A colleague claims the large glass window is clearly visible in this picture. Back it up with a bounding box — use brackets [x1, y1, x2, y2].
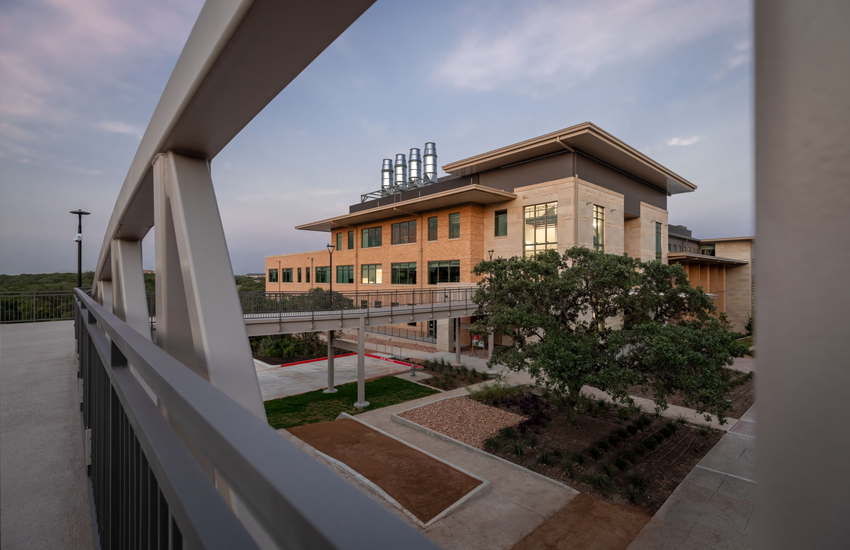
[362, 226, 382, 248]
[297, 267, 302, 283]
[336, 265, 354, 284]
[315, 267, 330, 284]
[428, 260, 460, 285]
[593, 205, 604, 253]
[281, 268, 293, 283]
[336, 232, 342, 252]
[655, 223, 662, 261]
[523, 202, 558, 257]
[428, 217, 438, 241]
[268, 268, 278, 283]
[391, 262, 417, 285]
[449, 213, 460, 239]
[347, 230, 354, 250]
[361, 264, 382, 284]
[495, 210, 508, 237]
[391, 220, 417, 245]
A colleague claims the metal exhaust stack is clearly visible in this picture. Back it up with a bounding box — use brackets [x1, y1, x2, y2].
[394, 153, 407, 186]
[381, 159, 393, 189]
[408, 148, 422, 181]
[424, 142, 438, 183]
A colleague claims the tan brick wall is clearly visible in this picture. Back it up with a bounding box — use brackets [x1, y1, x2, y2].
[577, 179, 625, 255]
[637, 202, 668, 263]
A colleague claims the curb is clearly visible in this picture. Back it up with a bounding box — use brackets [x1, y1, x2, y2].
[332, 412, 491, 528]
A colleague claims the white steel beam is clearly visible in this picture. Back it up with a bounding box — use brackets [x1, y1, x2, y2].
[153, 151, 264, 420]
[93, 0, 376, 288]
[110, 239, 150, 340]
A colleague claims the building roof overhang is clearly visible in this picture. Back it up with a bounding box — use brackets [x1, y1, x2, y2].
[668, 253, 748, 266]
[295, 184, 517, 232]
[442, 122, 697, 196]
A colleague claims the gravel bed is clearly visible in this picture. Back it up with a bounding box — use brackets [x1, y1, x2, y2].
[398, 396, 526, 448]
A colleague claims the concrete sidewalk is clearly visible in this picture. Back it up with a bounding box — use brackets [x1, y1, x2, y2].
[0, 321, 94, 549]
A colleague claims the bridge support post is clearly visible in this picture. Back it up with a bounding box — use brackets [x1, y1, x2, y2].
[455, 317, 461, 365]
[354, 317, 369, 409]
[324, 331, 337, 394]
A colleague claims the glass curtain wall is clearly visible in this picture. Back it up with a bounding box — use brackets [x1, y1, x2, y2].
[523, 202, 558, 257]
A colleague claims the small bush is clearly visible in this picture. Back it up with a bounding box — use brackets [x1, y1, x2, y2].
[626, 483, 642, 503]
[597, 440, 610, 451]
[527, 434, 539, 449]
[468, 381, 523, 404]
[675, 413, 688, 425]
[587, 446, 602, 460]
[624, 470, 648, 491]
[511, 440, 526, 457]
[616, 427, 629, 439]
[633, 443, 647, 457]
[499, 426, 517, 440]
[643, 437, 658, 450]
[572, 452, 585, 465]
[563, 458, 576, 478]
[551, 447, 564, 459]
[583, 473, 614, 495]
[637, 415, 651, 428]
[621, 449, 637, 463]
[615, 456, 628, 470]
[626, 424, 638, 436]
[608, 433, 622, 446]
[538, 449, 551, 465]
[484, 437, 501, 451]
[699, 425, 713, 437]
[617, 407, 632, 421]
[600, 462, 614, 477]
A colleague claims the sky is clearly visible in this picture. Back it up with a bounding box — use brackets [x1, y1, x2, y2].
[0, 0, 753, 276]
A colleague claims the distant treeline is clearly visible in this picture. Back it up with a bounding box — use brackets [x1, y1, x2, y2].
[0, 272, 265, 293]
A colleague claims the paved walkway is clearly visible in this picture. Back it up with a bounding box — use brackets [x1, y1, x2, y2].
[0, 321, 94, 549]
[627, 404, 757, 550]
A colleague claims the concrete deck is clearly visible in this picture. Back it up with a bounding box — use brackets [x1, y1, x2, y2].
[0, 321, 94, 549]
[255, 353, 414, 400]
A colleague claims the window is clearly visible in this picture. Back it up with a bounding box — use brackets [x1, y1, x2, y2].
[362, 226, 382, 248]
[428, 260, 460, 285]
[281, 268, 293, 283]
[668, 243, 672, 252]
[347, 230, 354, 250]
[449, 213, 460, 239]
[305, 267, 310, 283]
[336, 232, 342, 252]
[336, 265, 354, 284]
[523, 202, 558, 257]
[592, 205, 604, 253]
[391, 220, 417, 245]
[391, 262, 417, 285]
[315, 266, 330, 284]
[495, 210, 508, 237]
[428, 217, 438, 241]
[297, 267, 302, 283]
[655, 222, 662, 261]
[361, 264, 382, 284]
[701, 244, 715, 257]
[268, 268, 278, 283]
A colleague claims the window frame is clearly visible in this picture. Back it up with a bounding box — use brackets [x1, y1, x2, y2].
[347, 230, 354, 250]
[305, 267, 310, 283]
[336, 232, 342, 252]
[297, 267, 302, 283]
[427, 216, 438, 241]
[361, 226, 382, 248]
[315, 266, 330, 284]
[448, 213, 460, 239]
[281, 268, 293, 283]
[427, 260, 461, 285]
[391, 262, 417, 285]
[268, 268, 278, 283]
[494, 209, 508, 237]
[523, 201, 558, 257]
[336, 265, 354, 284]
[360, 264, 382, 285]
[593, 205, 605, 253]
[391, 220, 417, 245]
[655, 222, 662, 261]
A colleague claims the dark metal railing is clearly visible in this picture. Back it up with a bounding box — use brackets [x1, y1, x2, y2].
[1, 289, 89, 323]
[74, 289, 437, 550]
[366, 324, 437, 344]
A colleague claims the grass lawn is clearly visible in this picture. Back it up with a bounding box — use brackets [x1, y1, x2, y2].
[738, 335, 754, 352]
[265, 376, 439, 429]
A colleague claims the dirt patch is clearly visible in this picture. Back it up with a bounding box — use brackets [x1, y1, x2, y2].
[468, 387, 723, 514]
[287, 418, 482, 523]
[253, 348, 349, 366]
[398, 396, 526, 447]
[511, 493, 650, 550]
[408, 359, 494, 391]
[628, 370, 755, 420]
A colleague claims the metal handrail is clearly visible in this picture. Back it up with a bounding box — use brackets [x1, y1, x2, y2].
[74, 289, 437, 549]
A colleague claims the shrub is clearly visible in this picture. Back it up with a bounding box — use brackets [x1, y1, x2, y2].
[624, 470, 648, 491]
[637, 415, 651, 428]
[527, 434, 539, 449]
[621, 449, 637, 463]
[597, 440, 610, 451]
[563, 458, 576, 478]
[617, 407, 632, 421]
[616, 427, 629, 439]
[600, 462, 614, 477]
[587, 446, 602, 460]
[551, 447, 564, 459]
[608, 433, 622, 446]
[583, 473, 614, 495]
[626, 483, 642, 503]
[572, 452, 585, 465]
[626, 424, 638, 436]
[615, 457, 628, 470]
[699, 425, 713, 437]
[484, 437, 501, 451]
[499, 426, 517, 440]
[468, 381, 523, 404]
[538, 449, 551, 465]
[675, 413, 688, 425]
[643, 437, 658, 450]
[511, 440, 526, 457]
[634, 443, 647, 456]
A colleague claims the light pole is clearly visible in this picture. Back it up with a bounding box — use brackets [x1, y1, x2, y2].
[324, 243, 337, 394]
[487, 249, 494, 261]
[70, 209, 91, 289]
[326, 243, 335, 310]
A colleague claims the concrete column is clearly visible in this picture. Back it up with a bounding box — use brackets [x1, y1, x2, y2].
[354, 317, 369, 409]
[324, 331, 336, 394]
[488, 332, 494, 359]
[454, 317, 461, 365]
[756, 1, 850, 548]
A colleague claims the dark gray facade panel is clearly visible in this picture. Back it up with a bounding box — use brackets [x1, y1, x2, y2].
[350, 175, 470, 213]
[576, 155, 666, 216]
[477, 152, 574, 192]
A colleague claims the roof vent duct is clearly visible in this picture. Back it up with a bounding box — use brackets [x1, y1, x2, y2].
[394, 154, 407, 186]
[424, 142, 438, 183]
[381, 159, 394, 189]
[408, 148, 422, 181]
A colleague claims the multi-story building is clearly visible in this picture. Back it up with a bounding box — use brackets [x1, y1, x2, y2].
[667, 225, 754, 333]
[266, 122, 698, 349]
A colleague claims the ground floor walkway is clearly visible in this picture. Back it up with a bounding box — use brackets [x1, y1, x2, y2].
[0, 321, 94, 549]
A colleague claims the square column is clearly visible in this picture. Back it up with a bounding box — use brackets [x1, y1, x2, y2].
[354, 317, 369, 409]
[324, 331, 337, 394]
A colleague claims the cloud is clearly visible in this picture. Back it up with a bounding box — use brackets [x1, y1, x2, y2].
[97, 120, 142, 138]
[727, 40, 751, 69]
[431, 0, 748, 93]
[667, 136, 700, 146]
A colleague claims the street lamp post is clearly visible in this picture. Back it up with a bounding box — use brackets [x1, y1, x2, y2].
[326, 243, 335, 308]
[324, 243, 337, 394]
[70, 209, 91, 289]
[487, 249, 494, 261]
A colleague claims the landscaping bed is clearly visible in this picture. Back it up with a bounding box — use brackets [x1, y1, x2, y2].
[409, 358, 493, 390]
[467, 385, 722, 514]
[397, 396, 526, 447]
[253, 348, 349, 366]
[264, 376, 438, 429]
[627, 369, 755, 420]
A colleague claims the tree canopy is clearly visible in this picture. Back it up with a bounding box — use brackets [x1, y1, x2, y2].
[470, 248, 747, 424]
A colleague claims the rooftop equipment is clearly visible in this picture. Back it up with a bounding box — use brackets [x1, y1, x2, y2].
[361, 143, 439, 202]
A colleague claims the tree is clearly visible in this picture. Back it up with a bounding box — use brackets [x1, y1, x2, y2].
[470, 248, 747, 424]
